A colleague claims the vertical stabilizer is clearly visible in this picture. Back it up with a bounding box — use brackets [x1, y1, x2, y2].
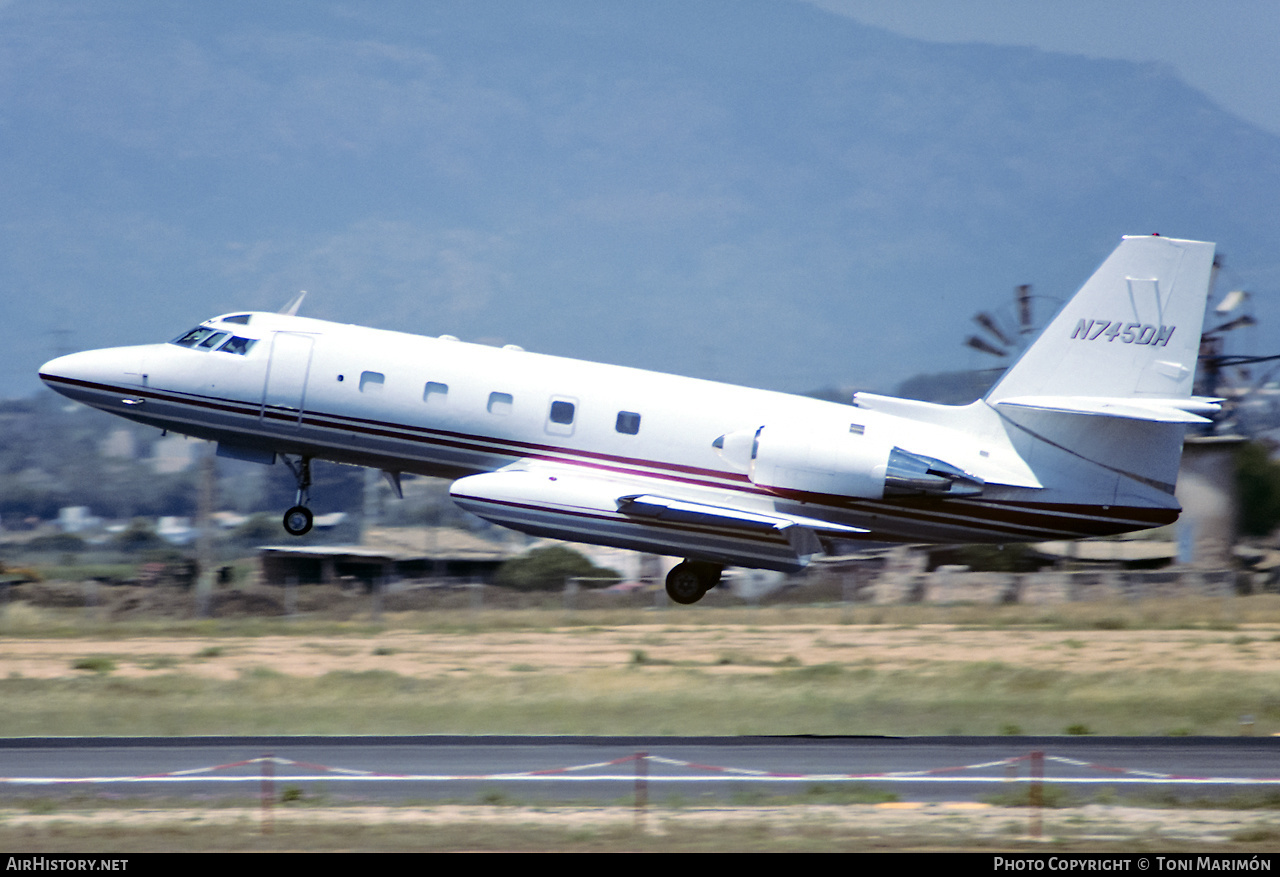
[985, 235, 1215, 404]
[983, 236, 1216, 500]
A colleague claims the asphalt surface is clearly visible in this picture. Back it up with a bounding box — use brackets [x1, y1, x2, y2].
[0, 736, 1276, 804]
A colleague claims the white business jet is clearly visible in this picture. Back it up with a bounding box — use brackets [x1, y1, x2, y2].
[40, 235, 1218, 604]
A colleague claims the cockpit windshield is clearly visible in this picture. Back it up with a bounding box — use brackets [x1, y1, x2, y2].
[220, 335, 254, 355]
[170, 326, 257, 355]
[197, 331, 228, 349]
[171, 327, 219, 347]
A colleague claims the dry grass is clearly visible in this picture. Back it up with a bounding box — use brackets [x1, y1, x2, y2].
[2, 597, 1280, 735]
[2, 803, 1279, 852]
[4, 595, 1280, 851]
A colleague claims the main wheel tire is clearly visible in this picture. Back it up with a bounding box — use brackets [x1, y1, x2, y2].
[665, 562, 707, 605]
[283, 505, 314, 536]
[695, 563, 722, 589]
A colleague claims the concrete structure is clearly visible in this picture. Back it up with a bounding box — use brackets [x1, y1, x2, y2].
[259, 526, 516, 587]
[1176, 435, 1245, 568]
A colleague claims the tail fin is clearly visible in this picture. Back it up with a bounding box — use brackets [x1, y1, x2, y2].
[985, 235, 1216, 418]
[983, 235, 1216, 502]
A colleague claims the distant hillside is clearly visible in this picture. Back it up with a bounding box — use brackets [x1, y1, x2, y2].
[3, 0, 1278, 399]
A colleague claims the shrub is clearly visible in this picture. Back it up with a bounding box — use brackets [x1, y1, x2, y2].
[113, 519, 168, 552]
[493, 545, 620, 592]
[1236, 442, 1280, 538]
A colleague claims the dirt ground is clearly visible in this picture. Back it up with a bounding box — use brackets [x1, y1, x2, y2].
[2, 802, 1277, 850]
[1, 623, 1277, 681]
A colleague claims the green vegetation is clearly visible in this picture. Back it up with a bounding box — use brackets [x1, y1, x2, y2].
[111, 519, 171, 553]
[7, 586, 1279, 634]
[69, 655, 116, 674]
[0, 596, 1279, 737]
[0, 649, 1275, 737]
[494, 545, 621, 592]
[1237, 441, 1280, 537]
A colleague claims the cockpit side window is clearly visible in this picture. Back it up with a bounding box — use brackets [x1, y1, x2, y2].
[219, 336, 256, 355]
[198, 332, 229, 349]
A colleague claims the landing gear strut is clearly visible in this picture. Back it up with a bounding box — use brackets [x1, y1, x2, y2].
[282, 455, 313, 537]
[665, 561, 722, 605]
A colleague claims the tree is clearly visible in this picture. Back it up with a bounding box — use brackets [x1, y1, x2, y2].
[494, 545, 621, 592]
[1236, 442, 1280, 538]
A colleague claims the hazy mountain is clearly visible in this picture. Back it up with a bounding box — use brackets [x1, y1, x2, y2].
[3, 0, 1278, 400]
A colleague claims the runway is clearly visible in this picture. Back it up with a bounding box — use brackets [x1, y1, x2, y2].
[1, 736, 1277, 804]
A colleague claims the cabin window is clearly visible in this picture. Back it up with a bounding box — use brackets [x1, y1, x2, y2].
[360, 371, 385, 392]
[545, 397, 577, 437]
[616, 411, 641, 435]
[549, 400, 575, 424]
[424, 381, 449, 404]
[488, 392, 513, 415]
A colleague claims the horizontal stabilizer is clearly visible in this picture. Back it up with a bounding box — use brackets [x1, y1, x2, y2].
[617, 494, 868, 535]
[994, 395, 1221, 424]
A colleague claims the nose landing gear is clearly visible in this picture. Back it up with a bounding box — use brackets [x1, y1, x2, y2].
[282, 455, 313, 536]
[283, 504, 313, 536]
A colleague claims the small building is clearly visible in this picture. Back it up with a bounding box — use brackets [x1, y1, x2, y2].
[57, 506, 100, 533]
[258, 526, 516, 587]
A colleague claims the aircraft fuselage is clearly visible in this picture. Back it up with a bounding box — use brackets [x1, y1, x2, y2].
[40, 307, 1176, 572]
[40, 236, 1217, 589]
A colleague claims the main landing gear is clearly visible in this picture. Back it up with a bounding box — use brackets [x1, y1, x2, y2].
[282, 455, 313, 536]
[665, 561, 723, 605]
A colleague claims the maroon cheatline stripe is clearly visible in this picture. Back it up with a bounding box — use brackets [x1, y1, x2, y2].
[42, 373, 1176, 539]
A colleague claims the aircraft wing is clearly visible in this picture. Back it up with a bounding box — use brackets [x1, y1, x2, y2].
[617, 492, 868, 561]
[450, 468, 866, 572]
[617, 493, 866, 534]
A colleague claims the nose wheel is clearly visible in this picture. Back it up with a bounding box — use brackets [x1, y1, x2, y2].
[281, 455, 314, 537]
[283, 505, 313, 536]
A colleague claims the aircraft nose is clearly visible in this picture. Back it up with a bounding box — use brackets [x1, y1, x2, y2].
[39, 348, 145, 403]
[41, 350, 109, 389]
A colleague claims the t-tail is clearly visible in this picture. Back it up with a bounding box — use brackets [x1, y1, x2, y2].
[984, 234, 1218, 500]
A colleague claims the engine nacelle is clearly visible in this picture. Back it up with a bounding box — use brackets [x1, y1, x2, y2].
[749, 425, 893, 499]
[717, 425, 983, 501]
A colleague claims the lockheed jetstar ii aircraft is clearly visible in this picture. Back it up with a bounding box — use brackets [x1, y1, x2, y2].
[40, 235, 1218, 604]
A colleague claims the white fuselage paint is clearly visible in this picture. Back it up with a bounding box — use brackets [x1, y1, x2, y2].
[39, 308, 1181, 572]
[38, 236, 1219, 578]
